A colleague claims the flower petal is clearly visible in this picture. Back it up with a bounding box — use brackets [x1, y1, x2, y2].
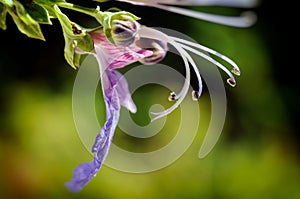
[91, 31, 153, 69]
[65, 159, 101, 192]
[106, 69, 137, 113]
[92, 87, 120, 162]
[66, 72, 121, 192]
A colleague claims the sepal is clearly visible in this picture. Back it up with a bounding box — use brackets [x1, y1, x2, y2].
[54, 5, 93, 68]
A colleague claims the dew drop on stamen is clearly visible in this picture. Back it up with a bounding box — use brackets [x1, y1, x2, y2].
[168, 92, 177, 101]
[227, 78, 236, 87]
[192, 90, 200, 101]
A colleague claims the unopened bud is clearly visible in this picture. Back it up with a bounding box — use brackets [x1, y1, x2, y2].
[103, 13, 140, 47]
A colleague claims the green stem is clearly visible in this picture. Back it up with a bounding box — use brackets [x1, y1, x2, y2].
[57, 2, 103, 22]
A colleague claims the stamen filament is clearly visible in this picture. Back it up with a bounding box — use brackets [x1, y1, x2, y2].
[138, 27, 191, 121]
[180, 47, 203, 98]
[150, 41, 191, 121]
[171, 37, 240, 75]
[179, 43, 236, 84]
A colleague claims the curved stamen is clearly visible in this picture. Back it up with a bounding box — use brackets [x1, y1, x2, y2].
[178, 43, 237, 86]
[150, 45, 190, 122]
[150, 4, 257, 27]
[179, 47, 203, 98]
[165, 47, 203, 101]
[138, 26, 192, 121]
[171, 36, 240, 75]
[137, 29, 202, 101]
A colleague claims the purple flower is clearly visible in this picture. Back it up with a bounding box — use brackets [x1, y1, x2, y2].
[65, 30, 154, 192]
[66, 19, 243, 193]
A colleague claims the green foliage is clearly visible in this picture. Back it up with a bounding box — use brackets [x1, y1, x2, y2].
[0, 3, 7, 30]
[0, 0, 13, 7]
[25, 3, 51, 24]
[7, 0, 45, 40]
[93, 0, 108, 2]
[0, 0, 143, 68]
[35, 0, 65, 18]
[0, 0, 99, 67]
[35, 0, 65, 4]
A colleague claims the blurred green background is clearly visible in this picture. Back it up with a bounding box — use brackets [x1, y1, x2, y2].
[1, 0, 299, 199]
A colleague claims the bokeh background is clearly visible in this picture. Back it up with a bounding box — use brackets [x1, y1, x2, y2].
[1, 0, 299, 198]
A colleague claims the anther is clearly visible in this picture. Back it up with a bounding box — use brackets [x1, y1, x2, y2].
[231, 68, 241, 76]
[192, 90, 200, 101]
[168, 92, 177, 101]
[227, 78, 236, 87]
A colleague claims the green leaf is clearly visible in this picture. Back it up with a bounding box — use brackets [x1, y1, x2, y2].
[40, 4, 57, 18]
[7, 0, 45, 40]
[53, 5, 93, 68]
[93, 0, 109, 3]
[35, 0, 65, 5]
[0, 0, 13, 7]
[0, 3, 7, 30]
[26, 3, 51, 24]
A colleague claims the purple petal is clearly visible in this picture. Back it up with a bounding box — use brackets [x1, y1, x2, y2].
[65, 159, 101, 192]
[66, 78, 121, 192]
[106, 69, 137, 113]
[92, 88, 120, 162]
[91, 31, 153, 69]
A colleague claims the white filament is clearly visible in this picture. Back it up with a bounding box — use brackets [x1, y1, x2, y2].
[171, 36, 240, 75]
[150, 43, 191, 122]
[138, 27, 191, 121]
[179, 43, 236, 82]
[179, 48, 203, 98]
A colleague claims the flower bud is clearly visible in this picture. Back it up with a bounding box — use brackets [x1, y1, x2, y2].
[103, 12, 140, 47]
[135, 38, 168, 65]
